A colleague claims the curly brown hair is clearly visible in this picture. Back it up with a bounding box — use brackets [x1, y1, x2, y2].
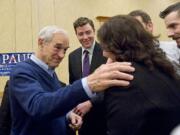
[97, 15, 177, 79]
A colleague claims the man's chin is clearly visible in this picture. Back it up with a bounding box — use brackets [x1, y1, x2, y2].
[50, 63, 60, 69]
[82, 43, 92, 48]
[174, 38, 180, 48]
[53, 64, 58, 67]
[177, 44, 180, 49]
[175, 41, 180, 48]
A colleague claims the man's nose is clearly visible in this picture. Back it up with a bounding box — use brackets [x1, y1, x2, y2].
[58, 51, 65, 58]
[82, 34, 88, 39]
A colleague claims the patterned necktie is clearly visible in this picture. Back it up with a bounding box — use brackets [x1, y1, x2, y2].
[82, 50, 90, 77]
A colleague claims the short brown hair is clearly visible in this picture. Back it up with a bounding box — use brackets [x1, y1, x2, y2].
[73, 17, 95, 33]
[129, 10, 152, 24]
[159, 2, 180, 18]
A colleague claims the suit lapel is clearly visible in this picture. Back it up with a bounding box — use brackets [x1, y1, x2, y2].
[76, 48, 82, 77]
[90, 43, 103, 73]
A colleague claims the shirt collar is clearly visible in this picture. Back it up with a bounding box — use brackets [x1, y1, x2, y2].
[30, 55, 55, 77]
[82, 40, 95, 55]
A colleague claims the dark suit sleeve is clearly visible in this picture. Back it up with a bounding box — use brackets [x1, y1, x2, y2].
[0, 80, 11, 135]
[90, 92, 104, 107]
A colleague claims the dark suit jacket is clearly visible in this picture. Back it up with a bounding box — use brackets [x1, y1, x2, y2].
[69, 42, 106, 83]
[105, 62, 180, 135]
[0, 81, 11, 135]
[68, 42, 107, 135]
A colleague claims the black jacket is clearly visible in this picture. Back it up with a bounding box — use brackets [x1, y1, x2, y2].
[105, 62, 180, 135]
[0, 81, 11, 135]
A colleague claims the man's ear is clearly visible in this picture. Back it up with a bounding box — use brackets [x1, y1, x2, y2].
[38, 38, 44, 48]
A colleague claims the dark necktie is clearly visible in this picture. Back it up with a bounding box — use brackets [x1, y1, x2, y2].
[82, 50, 90, 77]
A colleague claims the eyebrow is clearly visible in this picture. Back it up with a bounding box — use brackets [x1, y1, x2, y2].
[167, 22, 177, 28]
[55, 43, 69, 48]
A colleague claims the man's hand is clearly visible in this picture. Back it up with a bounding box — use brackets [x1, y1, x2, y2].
[87, 62, 135, 92]
[73, 100, 92, 117]
[67, 111, 83, 131]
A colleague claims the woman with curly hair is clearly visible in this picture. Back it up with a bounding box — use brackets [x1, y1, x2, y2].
[97, 15, 180, 135]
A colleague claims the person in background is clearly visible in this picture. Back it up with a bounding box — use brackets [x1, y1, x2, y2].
[159, 2, 180, 47]
[159, 2, 180, 55]
[129, 10, 180, 67]
[68, 17, 107, 135]
[9, 25, 134, 135]
[97, 14, 180, 135]
[0, 81, 11, 135]
[129, 10, 153, 33]
[159, 2, 180, 135]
